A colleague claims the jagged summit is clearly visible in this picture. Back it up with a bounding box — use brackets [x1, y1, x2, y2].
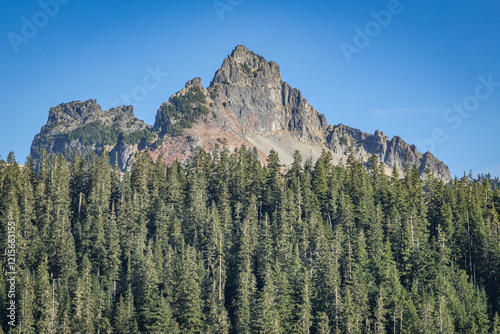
[45, 99, 136, 132]
[207, 45, 326, 138]
[185, 77, 203, 89]
[210, 45, 282, 88]
[30, 45, 452, 181]
[31, 99, 155, 169]
[231, 44, 252, 58]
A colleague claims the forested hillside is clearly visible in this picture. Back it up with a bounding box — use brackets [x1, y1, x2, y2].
[0, 147, 499, 333]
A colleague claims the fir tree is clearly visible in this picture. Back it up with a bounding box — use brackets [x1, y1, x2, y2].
[174, 245, 205, 333]
[72, 256, 95, 334]
[114, 287, 139, 334]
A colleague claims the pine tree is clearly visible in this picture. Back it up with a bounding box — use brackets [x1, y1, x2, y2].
[72, 256, 95, 334]
[33, 150, 52, 255]
[301, 157, 319, 219]
[105, 202, 120, 282]
[312, 152, 330, 217]
[114, 287, 139, 334]
[347, 230, 371, 333]
[34, 259, 57, 333]
[316, 312, 330, 334]
[93, 276, 112, 334]
[435, 293, 454, 334]
[0, 271, 7, 331]
[185, 161, 209, 246]
[233, 199, 258, 334]
[374, 285, 387, 334]
[206, 294, 229, 334]
[0, 153, 23, 267]
[68, 153, 88, 260]
[144, 294, 178, 334]
[56, 279, 72, 334]
[253, 263, 280, 333]
[492, 312, 500, 334]
[131, 243, 160, 330]
[296, 261, 313, 334]
[174, 245, 205, 333]
[47, 156, 77, 280]
[264, 149, 284, 214]
[129, 151, 152, 251]
[83, 150, 113, 276]
[420, 294, 436, 334]
[288, 150, 303, 195]
[311, 217, 342, 333]
[202, 202, 226, 305]
[17, 155, 39, 271]
[116, 170, 136, 260]
[19, 270, 36, 334]
[402, 290, 420, 333]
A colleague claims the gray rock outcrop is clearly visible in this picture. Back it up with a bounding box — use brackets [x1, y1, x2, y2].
[31, 99, 156, 170]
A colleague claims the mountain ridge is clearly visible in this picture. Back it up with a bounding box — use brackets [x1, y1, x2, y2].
[30, 45, 451, 182]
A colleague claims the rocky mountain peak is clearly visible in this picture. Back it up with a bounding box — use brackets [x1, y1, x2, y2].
[210, 45, 281, 88]
[47, 99, 100, 125]
[204, 45, 326, 138]
[30, 45, 452, 182]
[45, 99, 137, 133]
[31, 98, 154, 170]
[185, 77, 203, 89]
[230, 45, 264, 64]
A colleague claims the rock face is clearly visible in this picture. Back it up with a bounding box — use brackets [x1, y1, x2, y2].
[31, 99, 157, 170]
[210, 45, 327, 137]
[322, 124, 450, 179]
[30, 45, 451, 181]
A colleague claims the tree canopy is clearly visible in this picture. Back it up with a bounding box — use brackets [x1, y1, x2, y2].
[0, 148, 499, 333]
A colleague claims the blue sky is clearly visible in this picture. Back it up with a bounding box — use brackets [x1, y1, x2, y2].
[1, 0, 499, 178]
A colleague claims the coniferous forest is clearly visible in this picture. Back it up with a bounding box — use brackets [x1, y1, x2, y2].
[1, 147, 500, 334]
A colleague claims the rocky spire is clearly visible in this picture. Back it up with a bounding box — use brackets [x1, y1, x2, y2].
[210, 45, 282, 88]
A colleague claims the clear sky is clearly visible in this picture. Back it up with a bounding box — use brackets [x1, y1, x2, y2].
[1, 0, 499, 178]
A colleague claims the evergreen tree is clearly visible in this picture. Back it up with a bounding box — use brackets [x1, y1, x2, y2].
[316, 312, 330, 334]
[19, 270, 36, 334]
[34, 260, 57, 333]
[47, 156, 77, 279]
[233, 199, 258, 334]
[83, 150, 113, 276]
[374, 285, 387, 334]
[114, 287, 139, 334]
[253, 263, 280, 333]
[72, 256, 95, 334]
[493, 312, 500, 334]
[144, 294, 178, 334]
[174, 245, 205, 333]
[264, 149, 284, 214]
[206, 293, 230, 334]
[17, 155, 39, 271]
